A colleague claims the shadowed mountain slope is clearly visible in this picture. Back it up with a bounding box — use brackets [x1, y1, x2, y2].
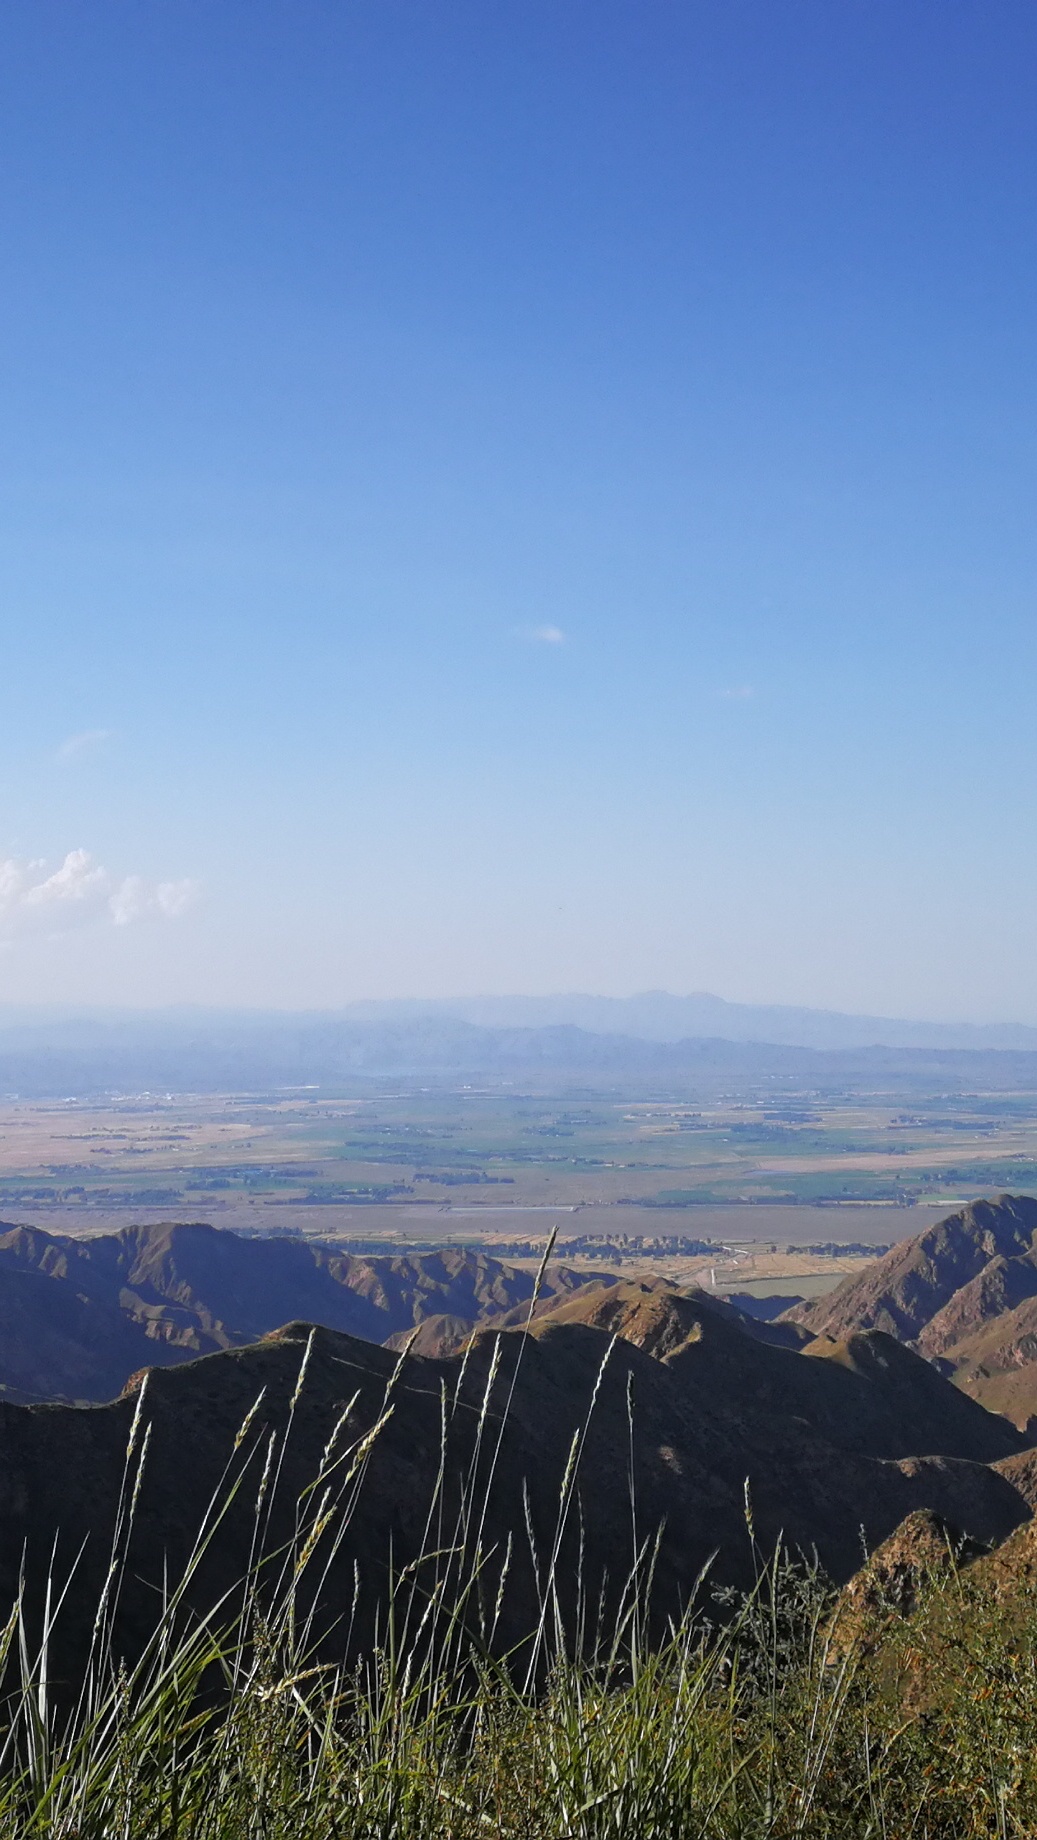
[0, 1315, 1030, 1685]
[523, 1280, 1026, 1463]
[0, 1220, 606, 1403]
[993, 1447, 1037, 1511]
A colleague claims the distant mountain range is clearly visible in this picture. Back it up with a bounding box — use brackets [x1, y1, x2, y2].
[344, 991, 1037, 1052]
[3, 998, 1037, 1093]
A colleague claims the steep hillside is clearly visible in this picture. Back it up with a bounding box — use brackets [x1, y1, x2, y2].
[914, 1251, 1037, 1357]
[782, 1194, 1037, 1426]
[525, 1280, 1025, 1462]
[950, 1337, 1037, 1427]
[0, 1313, 1029, 1685]
[784, 1195, 1037, 1343]
[0, 1220, 606, 1402]
[391, 1275, 813, 1361]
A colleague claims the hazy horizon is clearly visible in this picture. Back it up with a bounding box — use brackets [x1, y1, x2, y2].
[4, 986, 1037, 1042]
[3, 4, 1036, 1020]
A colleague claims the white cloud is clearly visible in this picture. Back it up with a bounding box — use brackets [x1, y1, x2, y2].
[108, 874, 200, 926]
[521, 624, 566, 645]
[0, 850, 200, 939]
[716, 684, 755, 701]
[55, 729, 112, 763]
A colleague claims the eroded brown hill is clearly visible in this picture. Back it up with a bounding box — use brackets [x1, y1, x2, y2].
[784, 1195, 1037, 1343]
[915, 1251, 1037, 1358]
[782, 1195, 1037, 1426]
[527, 1280, 1026, 1463]
[0, 1311, 1030, 1684]
[0, 1220, 606, 1402]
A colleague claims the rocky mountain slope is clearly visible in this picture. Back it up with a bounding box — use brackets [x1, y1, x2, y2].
[830, 1497, 1037, 1697]
[785, 1195, 1037, 1341]
[0, 1302, 1030, 1683]
[784, 1194, 1037, 1426]
[0, 1219, 605, 1402]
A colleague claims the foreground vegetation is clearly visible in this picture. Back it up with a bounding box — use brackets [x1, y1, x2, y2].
[2, 1541, 1037, 1837]
[0, 1320, 1035, 1836]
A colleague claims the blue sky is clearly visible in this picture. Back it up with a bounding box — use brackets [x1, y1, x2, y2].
[2, 0, 1037, 1017]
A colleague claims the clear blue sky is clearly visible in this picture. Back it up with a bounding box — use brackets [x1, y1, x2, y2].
[1, 0, 1036, 1018]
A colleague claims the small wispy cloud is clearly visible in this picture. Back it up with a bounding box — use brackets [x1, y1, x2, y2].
[56, 728, 112, 763]
[519, 624, 566, 645]
[716, 684, 755, 701]
[0, 850, 200, 941]
[107, 875, 200, 926]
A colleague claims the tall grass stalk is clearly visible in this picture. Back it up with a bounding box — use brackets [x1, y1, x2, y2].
[0, 1331, 1032, 1835]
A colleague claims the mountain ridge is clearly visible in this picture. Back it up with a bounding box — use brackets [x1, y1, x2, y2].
[7, 1008, 1037, 1094]
[341, 990, 1037, 1051]
[0, 1308, 1029, 1685]
[783, 1194, 1037, 1426]
[7, 991, 1037, 1052]
[0, 1219, 609, 1402]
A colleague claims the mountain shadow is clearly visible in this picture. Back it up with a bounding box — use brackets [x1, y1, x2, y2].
[0, 1295, 1031, 1687]
[0, 1219, 607, 1402]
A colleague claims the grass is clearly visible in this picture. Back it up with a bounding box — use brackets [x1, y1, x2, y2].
[5, 1530, 1037, 1838]
[0, 1275, 1036, 1834]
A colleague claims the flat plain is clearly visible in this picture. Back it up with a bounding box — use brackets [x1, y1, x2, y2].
[2, 1080, 1036, 1296]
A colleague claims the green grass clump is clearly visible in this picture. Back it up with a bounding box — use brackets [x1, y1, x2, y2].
[6, 1544, 1037, 1839]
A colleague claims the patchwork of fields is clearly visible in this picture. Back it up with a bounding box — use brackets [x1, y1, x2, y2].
[0, 1080, 1034, 1294]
